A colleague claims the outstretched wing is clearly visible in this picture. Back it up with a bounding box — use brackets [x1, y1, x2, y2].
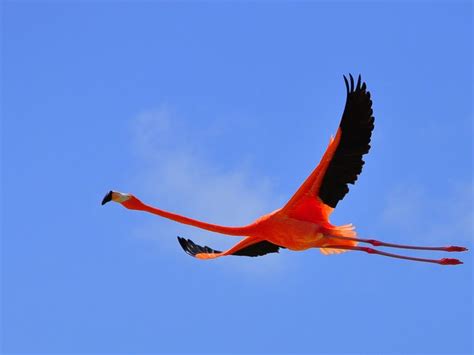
[318, 74, 374, 207]
[177, 237, 282, 259]
[282, 74, 374, 218]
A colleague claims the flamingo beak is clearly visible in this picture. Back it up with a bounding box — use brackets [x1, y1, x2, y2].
[101, 191, 113, 205]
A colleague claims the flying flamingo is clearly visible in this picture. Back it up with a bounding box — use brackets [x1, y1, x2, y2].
[102, 74, 467, 265]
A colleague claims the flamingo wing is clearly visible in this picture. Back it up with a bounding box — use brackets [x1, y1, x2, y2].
[177, 236, 282, 259]
[282, 74, 374, 219]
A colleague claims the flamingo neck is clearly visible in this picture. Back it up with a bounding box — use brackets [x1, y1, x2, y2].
[122, 197, 251, 236]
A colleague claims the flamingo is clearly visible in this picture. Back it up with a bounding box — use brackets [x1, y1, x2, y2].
[102, 74, 467, 265]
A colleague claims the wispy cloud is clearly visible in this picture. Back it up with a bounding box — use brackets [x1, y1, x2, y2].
[381, 182, 473, 245]
[128, 106, 285, 273]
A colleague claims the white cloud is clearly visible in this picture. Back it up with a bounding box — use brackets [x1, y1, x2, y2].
[381, 182, 473, 245]
[128, 106, 285, 273]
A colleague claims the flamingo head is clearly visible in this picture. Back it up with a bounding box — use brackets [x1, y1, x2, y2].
[101, 190, 132, 205]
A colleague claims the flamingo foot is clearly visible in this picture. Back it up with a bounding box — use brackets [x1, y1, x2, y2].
[439, 258, 463, 265]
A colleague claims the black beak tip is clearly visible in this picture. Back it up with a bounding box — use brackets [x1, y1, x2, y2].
[101, 191, 113, 205]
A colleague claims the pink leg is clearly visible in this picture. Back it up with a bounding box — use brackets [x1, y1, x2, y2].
[328, 236, 467, 252]
[325, 245, 463, 265]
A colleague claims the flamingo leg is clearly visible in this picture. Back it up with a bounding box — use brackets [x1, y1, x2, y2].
[324, 245, 463, 265]
[327, 236, 467, 252]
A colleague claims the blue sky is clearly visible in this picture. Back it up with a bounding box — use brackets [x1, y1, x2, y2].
[2, 1, 472, 354]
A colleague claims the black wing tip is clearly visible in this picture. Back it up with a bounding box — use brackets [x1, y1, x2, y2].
[177, 236, 194, 256]
[233, 240, 283, 257]
[343, 75, 349, 93]
[177, 236, 221, 257]
[343, 73, 367, 94]
[320, 74, 374, 208]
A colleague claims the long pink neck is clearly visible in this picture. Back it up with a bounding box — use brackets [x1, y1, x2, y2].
[123, 197, 252, 236]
